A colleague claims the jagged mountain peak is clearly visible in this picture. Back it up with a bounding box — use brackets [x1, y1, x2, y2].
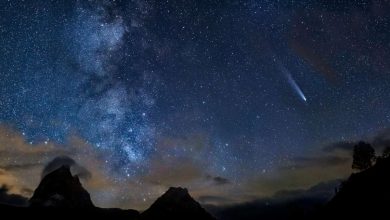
[141, 186, 216, 220]
[29, 165, 94, 208]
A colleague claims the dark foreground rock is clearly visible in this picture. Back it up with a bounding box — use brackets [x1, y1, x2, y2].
[29, 165, 94, 208]
[141, 187, 216, 220]
[320, 156, 390, 219]
[1, 167, 215, 220]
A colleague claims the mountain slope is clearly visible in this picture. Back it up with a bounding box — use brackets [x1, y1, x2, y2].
[207, 180, 340, 220]
[322, 156, 390, 218]
[29, 165, 94, 208]
[2, 166, 216, 219]
[1, 165, 140, 219]
[141, 187, 216, 220]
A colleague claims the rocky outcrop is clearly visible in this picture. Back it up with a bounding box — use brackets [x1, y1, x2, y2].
[141, 187, 216, 220]
[29, 165, 94, 208]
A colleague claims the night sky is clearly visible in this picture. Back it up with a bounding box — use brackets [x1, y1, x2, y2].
[1, 0, 390, 210]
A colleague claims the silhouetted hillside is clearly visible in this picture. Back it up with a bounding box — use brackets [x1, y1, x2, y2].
[0, 166, 140, 219]
[0, 185, 28, 206]
[0, 167, 216, 219]
[207, 180, 340, 220]
[0, 204, 140, 219]
[2, 154, 390, 220]
[141, 187, 216, 220]
[321, 156, 390, 218]
[29, 165, 94, 208]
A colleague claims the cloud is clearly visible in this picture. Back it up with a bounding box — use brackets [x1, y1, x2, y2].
[206, 175, 230, 185]
[273, 179, 341, 200]
[289, 155, 350, 169]
[141, 132, 213, 187]
[322, 141, 355, 153]
[228, 131, 388, 206]
[0, 185, 28, 206]
[288, 0, 390, 82]
[0, 168, 21, 195]
[290, 37, 339, 82]
[198, 195, 233, 204]
[0, 163, 41, 171]
[243, 140, 353, 200]
[41, 156, 91, 180]
[322, 129, 390, 154]
[208, 179, 341, 220]
[0, 126, 112, 206]
[371, 128, 390, 149]
[144, 156, 204, 186]
[0, 125, 161, 210]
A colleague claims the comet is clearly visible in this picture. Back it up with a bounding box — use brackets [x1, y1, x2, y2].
[279, 64, 307, 102]
[286, 72, 307, 102]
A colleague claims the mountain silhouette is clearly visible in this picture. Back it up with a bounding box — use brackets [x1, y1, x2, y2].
[0, 167, 215, 219]
[141, 187, 216, 220]
[321, 156, 390, 218]
[0, 166, 139, 219]
[29, 165, 94, 208]
[208, 179, 340, 220]
[2, 155, 390, 219]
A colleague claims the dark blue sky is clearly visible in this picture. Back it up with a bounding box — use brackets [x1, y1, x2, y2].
[0, 0, 390, 209]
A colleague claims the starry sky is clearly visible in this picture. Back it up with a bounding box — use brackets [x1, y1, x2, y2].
[1, 0, 390, 210]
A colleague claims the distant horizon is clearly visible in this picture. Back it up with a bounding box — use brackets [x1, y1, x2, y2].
[1, 125, 388, 210]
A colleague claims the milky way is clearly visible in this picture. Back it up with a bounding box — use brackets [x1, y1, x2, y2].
[68, 1, 158, 177]
[1, 0, 390, 209]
